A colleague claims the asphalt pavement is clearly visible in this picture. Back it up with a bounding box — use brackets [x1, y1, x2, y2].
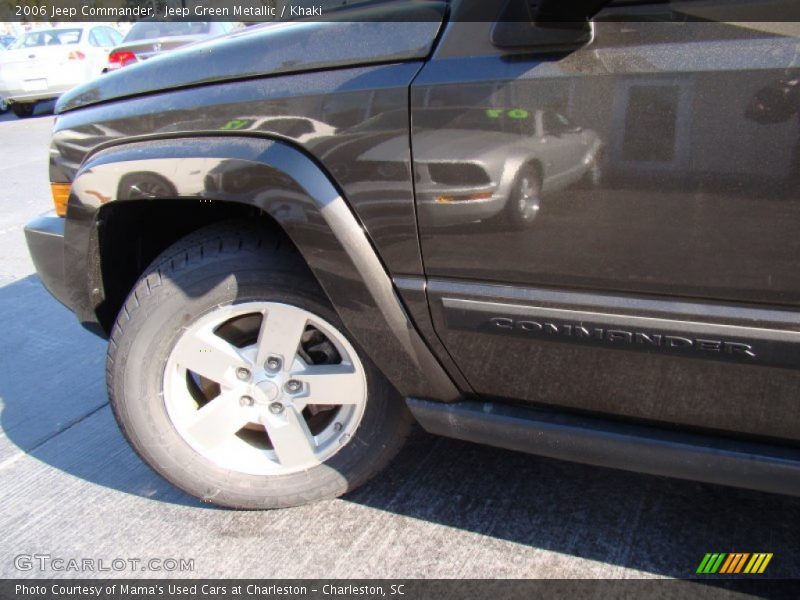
[0, 107, 799, 585]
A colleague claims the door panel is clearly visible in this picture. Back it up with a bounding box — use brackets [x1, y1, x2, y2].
[425, 278, 800, 441]
[411, 2, 800, 440]
[413, 16, 800, 303]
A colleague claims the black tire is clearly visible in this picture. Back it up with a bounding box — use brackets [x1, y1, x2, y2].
[106, 220, 413, 509]
[10, 102, 35, 118]
[504, 164, 542, 229]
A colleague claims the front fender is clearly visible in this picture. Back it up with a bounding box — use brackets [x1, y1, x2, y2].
[65, 136, 460, 402]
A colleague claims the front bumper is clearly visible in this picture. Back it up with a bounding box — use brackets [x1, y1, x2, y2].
[416, 192, 506, 227]
[24, 213, 70, 310]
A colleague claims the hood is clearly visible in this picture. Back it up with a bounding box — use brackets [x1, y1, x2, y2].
[57, 1, 446, 113]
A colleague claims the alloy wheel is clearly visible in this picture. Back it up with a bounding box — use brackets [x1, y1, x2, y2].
[163, 302, 367, 475]
[516, 175, 541, 221]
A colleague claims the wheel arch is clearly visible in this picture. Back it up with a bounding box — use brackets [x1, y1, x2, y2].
[93, 198, 270, 333]
[520, 158, 544, 182]
[65, 135, 460, 402]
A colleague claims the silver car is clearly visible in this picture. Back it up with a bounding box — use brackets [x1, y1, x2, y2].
[0, 25, 121, 117]
[412, 108, 603, 228]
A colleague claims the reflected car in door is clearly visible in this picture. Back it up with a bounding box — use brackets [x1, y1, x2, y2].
[414, 107, 602, 228]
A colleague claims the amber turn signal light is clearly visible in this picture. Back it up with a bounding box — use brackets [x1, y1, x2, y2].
[51, 183, 71, 217]
[435, 192, 493, 204]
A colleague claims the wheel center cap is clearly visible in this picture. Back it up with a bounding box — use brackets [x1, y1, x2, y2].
[255, 380, 279, 403]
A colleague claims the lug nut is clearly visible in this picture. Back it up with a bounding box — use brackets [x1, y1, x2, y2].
[239, 395, 254, 407]
[269, 402, 284, 414]
[333, 422, 343, 432]
[236, 367, 251, 381]
[265, 356, 282, 372]
[285, 380, 302, 393]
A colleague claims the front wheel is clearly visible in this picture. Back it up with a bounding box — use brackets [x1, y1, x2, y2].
[504, 164, 542, 229]
[107, 221, 413, 508]
[583, 150, 604, 188]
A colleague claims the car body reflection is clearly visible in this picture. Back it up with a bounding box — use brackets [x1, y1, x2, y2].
[412, 107, 602, 228]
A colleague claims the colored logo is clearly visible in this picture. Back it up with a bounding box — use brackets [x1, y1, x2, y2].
[220, 119, 252, 131]
[696, 553, 773, 575]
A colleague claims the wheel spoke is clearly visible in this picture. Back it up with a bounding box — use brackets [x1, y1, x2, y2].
[262, 407, 317, 468]
[255, 304, 309, 371]
[185, 393, 250, 449]
[297, 364, 362, 405]
[172, 326, 249, 385]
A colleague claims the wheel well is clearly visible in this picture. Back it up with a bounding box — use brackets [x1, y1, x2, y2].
[522, 159, 544, 182]
[94, 200, 280, 334]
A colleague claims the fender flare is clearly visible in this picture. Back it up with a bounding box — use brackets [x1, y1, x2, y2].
[65, 135, 461, 402]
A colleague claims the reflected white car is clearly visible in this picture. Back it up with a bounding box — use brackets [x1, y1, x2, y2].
[0, 25, 122, 118]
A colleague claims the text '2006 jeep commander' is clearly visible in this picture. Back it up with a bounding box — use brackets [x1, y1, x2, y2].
[24, 0, 800, 508]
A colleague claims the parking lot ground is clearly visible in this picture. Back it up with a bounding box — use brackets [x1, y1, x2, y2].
[1, 110, 799, 583]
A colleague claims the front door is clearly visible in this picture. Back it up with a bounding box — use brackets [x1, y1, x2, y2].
[411, 1, 800, 442]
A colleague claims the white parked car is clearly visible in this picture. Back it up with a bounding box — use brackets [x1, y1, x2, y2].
[0, 25, 122, 118]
